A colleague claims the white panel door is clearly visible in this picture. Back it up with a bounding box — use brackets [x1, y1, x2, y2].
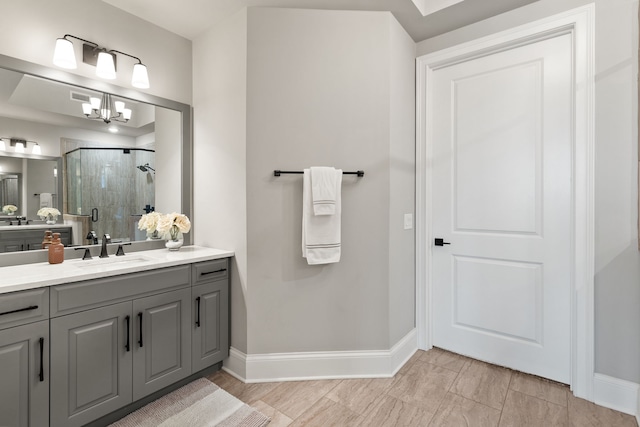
[431, 33, 572, 383]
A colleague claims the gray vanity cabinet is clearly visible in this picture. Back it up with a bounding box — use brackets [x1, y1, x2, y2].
[191, 259, 229, 372]
[0, 287, 50, 427]
[50, 289, 192, 426]
[50, 302, 132, 427]
[132, 288, 192, 400]
[0, 237, 26, 253]
[1, 255, 230, 427]
[0, 228, 71, 252]
[192, 280, 229, 372]
[0, 320, 49, 427]
[49, 266, 193, 427]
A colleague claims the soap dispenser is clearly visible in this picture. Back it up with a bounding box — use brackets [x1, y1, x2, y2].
[41, 230, 53, 249]
[48, 232, 64, 264]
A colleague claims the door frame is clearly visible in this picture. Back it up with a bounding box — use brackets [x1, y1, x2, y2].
[415, 5, 595, 400]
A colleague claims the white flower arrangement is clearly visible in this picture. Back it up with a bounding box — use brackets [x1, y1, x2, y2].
[37, 207, 61, 219]
[157, 212, 191, 241]
[139, 212, 191, 241]
[138, 211, 163, 233]
[2, 204, 17, 214]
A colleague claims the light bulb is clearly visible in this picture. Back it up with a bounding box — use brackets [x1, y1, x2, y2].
[15, 142, 25, 153]
[82, 103, 93, 115]
[123, 109, 132, 120]
[0, 139, 5, 151]
[90, 97, 101, 110]
[32, 143, 41, 155]
[131, 63, 150, 89]
[114, 101, 125, 113]
[53, 38, 77, 69]
[96, 51, 116, 79]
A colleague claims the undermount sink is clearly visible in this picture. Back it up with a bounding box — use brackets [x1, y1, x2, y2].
[72, 255, 153, 268]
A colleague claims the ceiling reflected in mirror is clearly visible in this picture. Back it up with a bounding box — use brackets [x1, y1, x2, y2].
[0, 68, 155, 139]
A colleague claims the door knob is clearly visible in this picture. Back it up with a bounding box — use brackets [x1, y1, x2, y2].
[434, 238, 451, 246]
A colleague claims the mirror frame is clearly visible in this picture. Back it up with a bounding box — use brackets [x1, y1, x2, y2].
[0, 53, 193, 247]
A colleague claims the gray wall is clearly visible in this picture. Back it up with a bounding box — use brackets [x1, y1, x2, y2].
[0, 1, 192, 105]
[417, 0, 640, 384]
[389, 18, 417, 345]
[195, 7, 416, 355]
[154, 107, 182, 214]
[193, 8, 249, 354]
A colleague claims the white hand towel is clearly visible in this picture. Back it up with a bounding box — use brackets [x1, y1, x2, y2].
[39, 193, 52, 208]
[302, 168, 342, 265]
[311, 166, 338, 215]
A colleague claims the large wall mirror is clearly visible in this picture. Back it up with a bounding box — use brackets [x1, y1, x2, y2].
[0, 53, 192, 257]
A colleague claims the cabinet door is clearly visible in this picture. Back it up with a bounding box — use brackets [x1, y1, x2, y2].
[50, 301, 132, 427]
[0, 239, 24, 253]
[0, 320, 49, 427]
[132, 288, 191, 400]
[192, 279, 229, 372]
[23, 236, 44, 251]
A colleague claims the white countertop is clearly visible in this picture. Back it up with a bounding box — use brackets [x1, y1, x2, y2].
[0, 224, 71, 230]
[0, 245, 234, 294]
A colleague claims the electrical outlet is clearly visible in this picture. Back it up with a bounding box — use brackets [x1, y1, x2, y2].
[404, 213, 413, 230]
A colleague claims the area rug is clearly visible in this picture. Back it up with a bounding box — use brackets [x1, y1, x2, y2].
[109, 378, 270, 427]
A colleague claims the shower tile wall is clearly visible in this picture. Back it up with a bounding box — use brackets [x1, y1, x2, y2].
[66, 148, 155, 241]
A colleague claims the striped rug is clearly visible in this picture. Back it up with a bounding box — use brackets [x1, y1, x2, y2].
[109, 378, 270, 427]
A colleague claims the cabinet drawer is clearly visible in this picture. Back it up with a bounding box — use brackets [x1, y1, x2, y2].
[0, 288, 49, 330]
[50, 266, 190, 317]
[192, 259, 228, 285]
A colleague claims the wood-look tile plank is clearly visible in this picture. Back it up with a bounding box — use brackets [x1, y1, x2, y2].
[567, 393, 638, 427]
[398, 350, 425, 375]
[261, 379, 341, 420]
[509, 372, 568, 407]
[450, 360, 512, 410]
[207, 370, 279, 404]
[325, 377, 395, 415]
[361, 394, 434, 426]
[386, 360, 458, 413]
[429, 392, 501, 427]
[499, 389, 568, 427]
[289, 397, 363, 427]
[420, 347, 470, 373]
[250, 400, 293, 427]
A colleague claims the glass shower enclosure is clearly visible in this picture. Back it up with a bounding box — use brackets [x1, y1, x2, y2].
[65, 147, 155, 242]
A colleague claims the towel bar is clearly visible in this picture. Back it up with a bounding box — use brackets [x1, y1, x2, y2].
[274, 170, 364, 177]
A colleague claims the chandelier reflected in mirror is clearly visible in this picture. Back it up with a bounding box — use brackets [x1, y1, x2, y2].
[82, 92, 132, 124]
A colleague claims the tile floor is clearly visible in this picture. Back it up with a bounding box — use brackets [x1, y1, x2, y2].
[207, 348, 638, 426]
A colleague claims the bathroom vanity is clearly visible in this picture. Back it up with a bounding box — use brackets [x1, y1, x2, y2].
[0, 246, 232, 427]
[0, 225, 72, 253]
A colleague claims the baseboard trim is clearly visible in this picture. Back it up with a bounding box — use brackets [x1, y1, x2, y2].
[222, 347, 248, 382]
[637, 389, 640, 426]
[593, 373, 639, 417]
[223, 328, 418, 383]
[637, 388, 640, 425]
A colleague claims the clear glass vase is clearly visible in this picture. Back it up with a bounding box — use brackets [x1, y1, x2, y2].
[165, 226, 183, 251]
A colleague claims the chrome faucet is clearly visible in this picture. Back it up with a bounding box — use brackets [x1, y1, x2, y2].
[99, 234, 111, 258]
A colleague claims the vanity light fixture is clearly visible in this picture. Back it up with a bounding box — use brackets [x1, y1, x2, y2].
[53, 34, 150, 89]
[82, 92, 132, 124]
[0, 138, 43, 154]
